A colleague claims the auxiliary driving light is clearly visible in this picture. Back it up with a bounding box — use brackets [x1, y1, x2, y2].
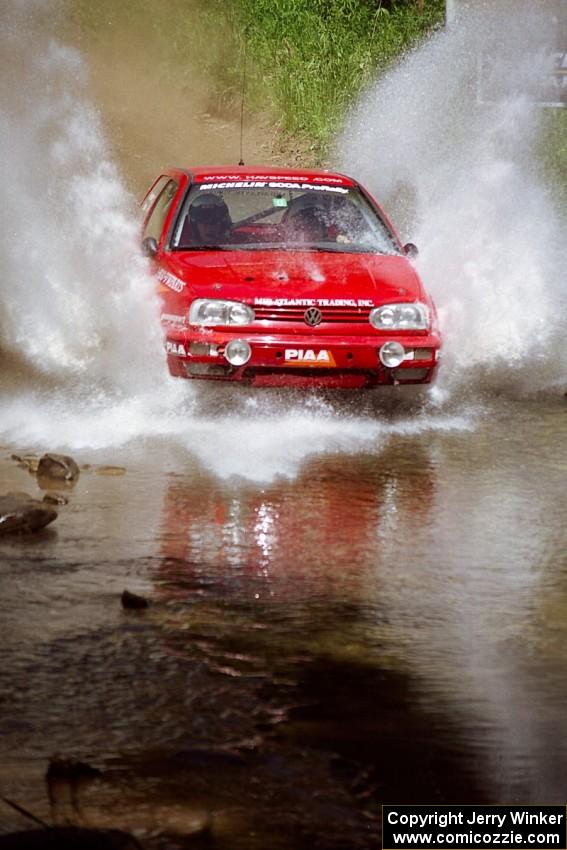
[379, 341, 405, 368]
[224, 340, 252, 366]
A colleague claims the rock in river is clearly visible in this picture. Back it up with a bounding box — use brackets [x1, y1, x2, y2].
[121, 590, 149, 610]
[11, 454, 40, 474]
[37, 453, 80, 483]
[42, 493, 69, 506]
[0, 493, 58, 535]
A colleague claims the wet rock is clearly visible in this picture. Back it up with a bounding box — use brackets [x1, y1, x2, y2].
[96, 466, 126, 476]
[37, 454, 80, 483]
[23, 456, 40, 473]
[0, 494, 57, 535]
[47, 757, 101, 782]
[0, 827, 141, 850]
[11, 454, 40, 474]
[42, 493, 69, 506]
[121, 590, 149, 610]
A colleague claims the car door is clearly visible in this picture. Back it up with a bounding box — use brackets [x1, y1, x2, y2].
[142, 178, 179, 247]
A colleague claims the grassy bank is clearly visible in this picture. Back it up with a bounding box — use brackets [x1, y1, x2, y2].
[62, 0, 445, 163]
[539, 110, 567, 205]
[207, 0, 446, 159]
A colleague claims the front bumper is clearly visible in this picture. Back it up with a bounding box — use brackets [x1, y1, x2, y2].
[163, 328, 441, 387]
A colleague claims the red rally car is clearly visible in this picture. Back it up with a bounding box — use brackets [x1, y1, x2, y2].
[141, 165, 441, 388]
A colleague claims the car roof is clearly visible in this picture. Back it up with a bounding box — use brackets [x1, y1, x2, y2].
[171, 164, 356, 187]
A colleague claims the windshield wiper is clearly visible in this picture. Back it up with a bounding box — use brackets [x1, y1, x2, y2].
[285, 243, 387, 254]
[176, 244, 232, 252]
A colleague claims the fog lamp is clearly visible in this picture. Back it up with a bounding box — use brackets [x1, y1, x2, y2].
[224, 340, 251, 366]
[379, 341, 405, 368]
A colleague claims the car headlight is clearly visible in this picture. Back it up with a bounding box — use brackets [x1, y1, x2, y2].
[369, 302, 429, 331]
[189, 299, 255, 326]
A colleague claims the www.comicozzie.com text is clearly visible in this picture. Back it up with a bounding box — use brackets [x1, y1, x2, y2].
[387, 811, 564, 829]
[384, 808, 565, 848]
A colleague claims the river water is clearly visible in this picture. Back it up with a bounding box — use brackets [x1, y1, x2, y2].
[1, 1, 567, 847]
[1, 391, 567, 847]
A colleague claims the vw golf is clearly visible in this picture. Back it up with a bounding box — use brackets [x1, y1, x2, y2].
[141, 165, 441, 388]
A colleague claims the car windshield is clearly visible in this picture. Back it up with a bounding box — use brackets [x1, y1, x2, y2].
[171, 182, 401, 255]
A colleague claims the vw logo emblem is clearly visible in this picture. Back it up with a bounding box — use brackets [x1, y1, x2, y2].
[304, 307, 322, 327]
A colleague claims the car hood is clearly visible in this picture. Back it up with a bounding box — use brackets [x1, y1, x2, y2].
[165, 250, 425, 305]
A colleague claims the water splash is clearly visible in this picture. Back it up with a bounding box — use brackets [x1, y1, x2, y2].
[0, 3, 163, 390]
[338, 0, 567, 398]
[0, 2, 498, 481]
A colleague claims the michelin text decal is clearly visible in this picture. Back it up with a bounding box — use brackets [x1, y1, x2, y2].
[199, 182, 349, 195]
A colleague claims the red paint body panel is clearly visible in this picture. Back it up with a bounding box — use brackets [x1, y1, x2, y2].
[142, 165, 441, 388]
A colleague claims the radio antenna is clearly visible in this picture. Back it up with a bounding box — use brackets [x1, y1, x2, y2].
[238, 38, 247, 166]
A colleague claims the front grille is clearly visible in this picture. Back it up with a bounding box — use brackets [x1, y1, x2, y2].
[393, 367, 430, 382]
[186, 362, 233, 377]
[253, 305, 371, 324]
[241, 367, 379, 388]
[243, 367, 375, 378]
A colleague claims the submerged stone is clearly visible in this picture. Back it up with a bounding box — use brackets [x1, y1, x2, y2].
[46, 756, 101, 781]
[96, 466, 126, 476]
[37, 454, 80, 483]
[121, 590, 149, 610]
[42, 493, 69, 506]
[0, 494, 57, 535]
[11, 454, 40, 474]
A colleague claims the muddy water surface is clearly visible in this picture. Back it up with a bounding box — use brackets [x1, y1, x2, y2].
[1, 395, 567, 848]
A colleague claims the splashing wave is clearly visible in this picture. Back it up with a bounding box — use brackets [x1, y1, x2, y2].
[0, 2, 562, 482]
[338, 1, 567, 398]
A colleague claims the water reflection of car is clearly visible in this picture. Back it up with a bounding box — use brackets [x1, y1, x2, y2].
[141, 166, 441, 388]
[157, 449, 438, 605]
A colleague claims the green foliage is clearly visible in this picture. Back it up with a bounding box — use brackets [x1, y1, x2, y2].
[538, 109, 567, 206]
[205, 0, 445, 156]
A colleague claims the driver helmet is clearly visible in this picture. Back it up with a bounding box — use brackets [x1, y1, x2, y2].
[188, 192, 231, 231]
[284, 193, 328, 240]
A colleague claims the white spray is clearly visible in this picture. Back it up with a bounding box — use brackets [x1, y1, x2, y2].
[0, 1, 506, 480]
[0, 1, 163, 389]
[338, 0, 567, 397]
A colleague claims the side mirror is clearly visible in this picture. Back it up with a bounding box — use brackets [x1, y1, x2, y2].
[142, 236, 158, 258]
[403, 242, 419, 259]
